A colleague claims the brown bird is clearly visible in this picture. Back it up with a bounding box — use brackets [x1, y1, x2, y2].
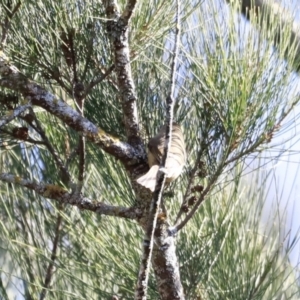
[137, 123, 186, 192]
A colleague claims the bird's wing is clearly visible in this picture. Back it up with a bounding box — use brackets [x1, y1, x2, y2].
[136, 165, 160, 192]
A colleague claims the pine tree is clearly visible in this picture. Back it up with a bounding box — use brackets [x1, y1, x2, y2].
[0, 0, 299, 299]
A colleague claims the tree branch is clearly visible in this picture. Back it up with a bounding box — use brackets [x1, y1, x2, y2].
[175, 150, 203, 223]
[71, 58, 86, 193]
[174, 162, 224, 232]
[40, 210, 63, 300]
[76, 100, 86, 194]
[0, 52, 143, 168]
[77, 135, 86, 193]
[175, 118, 292, 231]
[0, 173, 142, 219]
[84, 64, 115, 97]
[37, 60, 72, 95]
[103, 0, 142, 145]
[122, 0, 137, 21]
[0, 102, 31, 128]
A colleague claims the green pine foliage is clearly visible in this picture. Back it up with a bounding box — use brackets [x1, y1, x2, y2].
[0, 0, 299, 299]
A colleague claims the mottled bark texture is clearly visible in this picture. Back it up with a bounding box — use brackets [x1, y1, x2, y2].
[104, 0, 142, 146]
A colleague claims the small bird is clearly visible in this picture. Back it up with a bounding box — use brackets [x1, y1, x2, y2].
[137, 123, 186, 192]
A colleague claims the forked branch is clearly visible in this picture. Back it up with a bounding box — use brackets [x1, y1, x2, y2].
[0, 52, 143, 168]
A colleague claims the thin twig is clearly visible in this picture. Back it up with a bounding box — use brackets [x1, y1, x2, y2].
[0, 1, 21, 46]
[83, 64, 115, 97]
[77, 135, 86, 192]
[175, 115, 290, 231]
[81, 26, 96, 81]
[0, 173, 141, 219]
[121, 0, 137, 22]
[30, 41, 72, 94]
[0, 127, 45, 146]
[175, 149, 203, 224]
[174, 163, 223, 232]
[66, 146, 79, 168]
[41, 64, 72, 95]
[40, 209, 63, 300]
[70, 34, 78, 84]
[75, 92, 85, 194]
[135, 0, 181, 298]
[17, 218, 36, 300]
[30, 108, 72, 184]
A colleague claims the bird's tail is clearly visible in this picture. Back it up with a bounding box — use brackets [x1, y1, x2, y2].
[136, 165, 159, 192]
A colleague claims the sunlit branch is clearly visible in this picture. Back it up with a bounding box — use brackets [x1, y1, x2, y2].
[103, 0, 142, 145]
[0, 173, 142, 219]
